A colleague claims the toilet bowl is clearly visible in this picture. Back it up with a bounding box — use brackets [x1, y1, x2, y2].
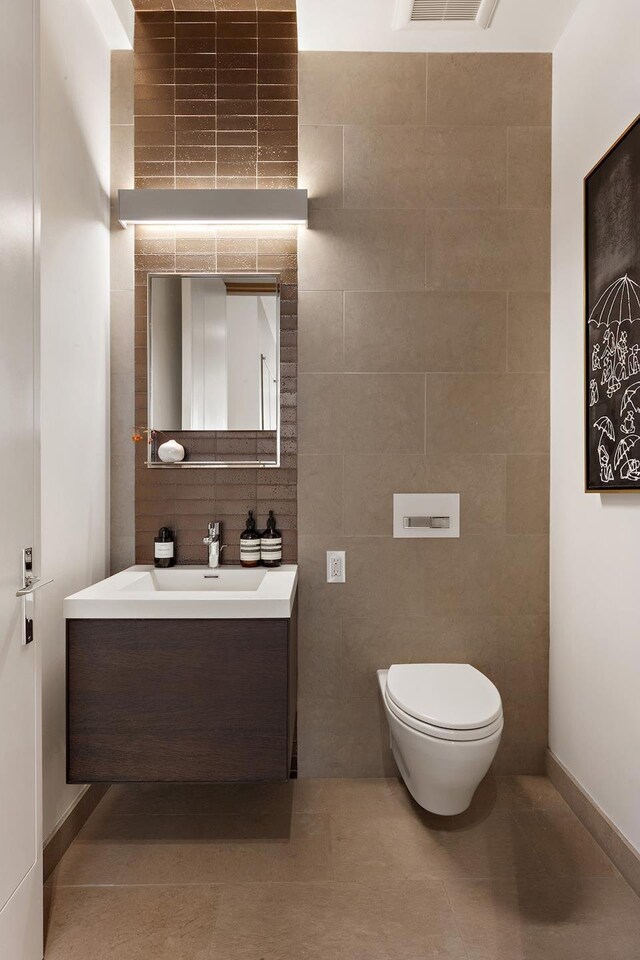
[378, 664, 503, 816]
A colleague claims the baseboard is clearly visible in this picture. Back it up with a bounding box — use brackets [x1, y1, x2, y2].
[547, 750, 640, 897]
[43, 784, 109, 882]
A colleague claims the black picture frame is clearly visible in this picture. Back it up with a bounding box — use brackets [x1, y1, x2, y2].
[585, 113, 640, 491]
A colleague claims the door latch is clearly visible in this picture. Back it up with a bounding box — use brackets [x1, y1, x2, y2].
[18, 547, 53, 645]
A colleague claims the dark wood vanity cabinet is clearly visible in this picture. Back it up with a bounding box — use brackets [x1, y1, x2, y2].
[66, 609, 297, 783]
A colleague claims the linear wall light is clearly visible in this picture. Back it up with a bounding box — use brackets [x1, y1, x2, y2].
[118, 188, 308, 228]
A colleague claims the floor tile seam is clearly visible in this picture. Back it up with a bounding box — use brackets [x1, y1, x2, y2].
[86, 811, 311, 817]
[46, 881, 227, 890]
[439, 879, 471, 960]
[47, 877, 478, 890]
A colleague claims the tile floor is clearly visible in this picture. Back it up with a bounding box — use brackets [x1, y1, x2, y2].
[44, 776, 640, 959]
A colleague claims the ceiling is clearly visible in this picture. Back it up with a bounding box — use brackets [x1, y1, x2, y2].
[297, 0, 583, 52]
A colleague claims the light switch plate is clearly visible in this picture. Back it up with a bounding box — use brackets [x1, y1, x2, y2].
[326, 551, 346, 583]
[393, 493, 460, 538]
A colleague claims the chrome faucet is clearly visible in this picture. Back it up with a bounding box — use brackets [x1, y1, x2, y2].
[203, 521, 226, 569]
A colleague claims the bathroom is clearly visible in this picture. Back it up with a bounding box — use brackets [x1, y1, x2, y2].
[2, 0, 640, 956]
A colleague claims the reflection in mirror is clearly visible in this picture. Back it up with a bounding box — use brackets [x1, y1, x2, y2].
[150, 274, 279, 433]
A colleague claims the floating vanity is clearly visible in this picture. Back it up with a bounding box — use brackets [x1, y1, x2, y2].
[64, 565, 298, 784]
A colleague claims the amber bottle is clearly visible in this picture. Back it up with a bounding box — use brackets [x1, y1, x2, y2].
[240, 510, 261, 567]
[260, 511, 282, 568]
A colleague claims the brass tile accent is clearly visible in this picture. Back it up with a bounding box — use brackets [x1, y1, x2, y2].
[133, 10, 298, 562]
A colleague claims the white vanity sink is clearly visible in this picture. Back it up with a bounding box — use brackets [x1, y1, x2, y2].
[123, 567, 268, 593]
[64, 564, 298, 619]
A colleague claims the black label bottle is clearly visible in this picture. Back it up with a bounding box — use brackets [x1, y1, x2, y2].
[154, 526, 175, 568]
[260, 511, 282, 567]
[240, 510, 261, 567]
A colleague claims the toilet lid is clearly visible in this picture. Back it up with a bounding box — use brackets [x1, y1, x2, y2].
[386, 663, 502, 730]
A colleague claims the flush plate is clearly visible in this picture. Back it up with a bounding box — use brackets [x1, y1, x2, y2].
[393, 494, 460, 538]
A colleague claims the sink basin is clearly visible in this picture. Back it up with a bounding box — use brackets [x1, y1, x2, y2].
[122, 567, 268, 593]
[64, 564, 298, 620]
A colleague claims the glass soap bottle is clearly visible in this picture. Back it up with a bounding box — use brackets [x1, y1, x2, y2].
[260, 511, 282, 568]
[154, 526, 175, 568]
[240, 510, 261, 567]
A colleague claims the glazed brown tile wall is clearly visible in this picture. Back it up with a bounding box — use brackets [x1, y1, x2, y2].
[133, 8, 298, 565]
[133, 1, 297, 11]
[297, 53, 552, 777]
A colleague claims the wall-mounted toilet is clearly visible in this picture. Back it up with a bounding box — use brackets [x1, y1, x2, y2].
[378, 663, 503, 816]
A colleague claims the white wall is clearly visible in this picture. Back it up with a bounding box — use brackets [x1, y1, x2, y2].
[551, 0, 640, 854]
[298, 0, 581, 52]
[40, 0, 112, 841]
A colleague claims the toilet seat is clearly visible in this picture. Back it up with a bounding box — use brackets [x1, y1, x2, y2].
[385, 664, 503, 743]
[384, 688, 503, 742]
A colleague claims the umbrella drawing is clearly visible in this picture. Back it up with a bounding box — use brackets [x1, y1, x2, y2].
[613, 435, 640, 482]
[619, 380, 640, 434]
[589, 276, 640, 397]
[593, 416, 615, 483]
[620, 380, 640, 414]
[588, 275, 640, 328]
[593, 416, 615, 441]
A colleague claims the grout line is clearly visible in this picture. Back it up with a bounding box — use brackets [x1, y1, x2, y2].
[424, 208, 428, 291]
[298, 371, 548, 378]
[441, 881, 471, 960]
[297, 287, 543, 294]
[424, 373, 427, 456]
[506, 126, 511, 208]
[341, 124, 345, 209]
[502, 453, 509, 534]
[425, 52, 429, 128]
[341, 453, 346, 537]
[506, 289, 511, 372]
[341, 289, 346, 370]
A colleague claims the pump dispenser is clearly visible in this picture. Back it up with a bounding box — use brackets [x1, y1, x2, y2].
[260, 510, 282, 567]
[240, 510, 261, 567]
[154, 526, 175, 568]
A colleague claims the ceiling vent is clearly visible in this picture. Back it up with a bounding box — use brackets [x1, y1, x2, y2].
[393, 0, 500, 30]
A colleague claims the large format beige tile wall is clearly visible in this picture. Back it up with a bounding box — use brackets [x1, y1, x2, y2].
[296, 53, 551, 777]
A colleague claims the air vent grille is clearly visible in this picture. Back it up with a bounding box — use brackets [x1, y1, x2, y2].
[411, 1, 483, 20]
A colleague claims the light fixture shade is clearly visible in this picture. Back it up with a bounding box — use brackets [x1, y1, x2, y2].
[118, 188, 308, 227]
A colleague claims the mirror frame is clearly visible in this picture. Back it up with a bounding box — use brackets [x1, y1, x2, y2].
[146, 272, 281, 469]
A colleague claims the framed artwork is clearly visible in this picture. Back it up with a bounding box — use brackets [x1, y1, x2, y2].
[585, 113, 640, 491]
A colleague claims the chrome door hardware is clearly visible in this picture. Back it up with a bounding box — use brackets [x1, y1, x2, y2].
[18, 547, 53, 645]
[16, 578, 55, 597]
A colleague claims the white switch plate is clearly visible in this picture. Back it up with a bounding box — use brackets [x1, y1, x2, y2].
[393, 493, 460, 538]
[326, 551, 346, 583]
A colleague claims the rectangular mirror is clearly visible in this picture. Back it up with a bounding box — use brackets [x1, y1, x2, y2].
[148, 273, 280, 468]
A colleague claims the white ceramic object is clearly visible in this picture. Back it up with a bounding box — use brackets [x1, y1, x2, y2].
[378, 664, 503, 816]
[158, 439, 185, 463]
[64, 564, 298, 620]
